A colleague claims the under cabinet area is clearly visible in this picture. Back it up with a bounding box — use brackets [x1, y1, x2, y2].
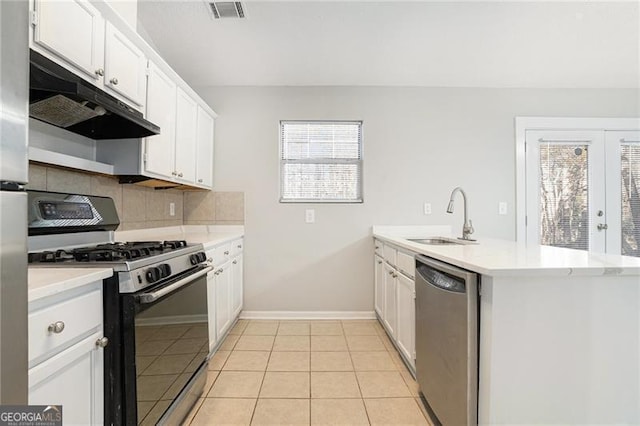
[206, 238, 244, 352]
[28, 281, 106, 425]
[374, 238, 416, 373]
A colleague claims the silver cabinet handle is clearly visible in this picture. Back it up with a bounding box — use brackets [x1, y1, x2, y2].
[207, 258, 213, 263]
[198, 179, 203, 183]
[178, 172, 183, 177]
[377, 260, 382, 264]
[96, 337, 109, 348]
[95, 68, 104, 76]
[48, 321, 65, 334]
[597, 223, 608, 231]
[110, 77, 118, 85]
[392, 273, 398, 278]
[375, 246, 380, 249]
[171, 171, 177, 176]
[237, 245, 242, 249]
[224, 250, 229, 255]
[232, 260, 238, 265]
[388, 270, 394, 275]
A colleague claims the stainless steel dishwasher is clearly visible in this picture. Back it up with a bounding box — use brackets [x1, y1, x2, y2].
[415, 254, 478, 426]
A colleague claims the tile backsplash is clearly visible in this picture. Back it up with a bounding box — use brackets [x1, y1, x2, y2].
[27, 163, 244, 230]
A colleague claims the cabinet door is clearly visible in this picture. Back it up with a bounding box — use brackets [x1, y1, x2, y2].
[231, 255, 243, 318]
[207, 272, 217, 352]
[195, 106, 214, 187]
[29, 332, 104, 425]
[383, 264, 397, 338]
[104, 22, 146, 108]
[396, 272, 415, 368]
[215, 263, 232, 338]
[374, 255, 384, 317]
[144, 62, 176, 178]
[32, 0, 104, 82]
[174, 88, 198, 183]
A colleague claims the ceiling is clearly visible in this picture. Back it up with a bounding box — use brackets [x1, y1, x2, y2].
[136, 1, 640, 88]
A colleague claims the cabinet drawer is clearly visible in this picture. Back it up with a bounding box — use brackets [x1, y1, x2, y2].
[396, 251, 415, 279]
[383, 244, 397, 267]
[374, 239, 383, 256]
[231, 238, 244, 256]
[213, 243, 232, 266]
[29, 287, 102, 364]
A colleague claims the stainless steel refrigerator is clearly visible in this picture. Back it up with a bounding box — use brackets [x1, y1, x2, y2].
[0, 0, 29, 404]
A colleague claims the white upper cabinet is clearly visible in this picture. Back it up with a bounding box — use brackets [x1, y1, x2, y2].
[32, 0, 105, 82]
[175, 88, 198, 183]
[104, 22, 146, 108]
[196, 106, 215, 187]
[31, 0, 147, 111]
[144, 62, 176, 178]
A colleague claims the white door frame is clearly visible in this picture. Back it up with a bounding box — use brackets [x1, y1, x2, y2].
[515, 117, 640, 245]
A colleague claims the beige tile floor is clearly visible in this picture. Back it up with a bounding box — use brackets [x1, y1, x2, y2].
[182, 320, 434, 425]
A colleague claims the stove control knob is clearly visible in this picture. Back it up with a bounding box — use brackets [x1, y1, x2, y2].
[197, 252, 207, 263]
[189, 254, 198, 265]
[158, 263, 172, 278]
[146, 267, 161, 283]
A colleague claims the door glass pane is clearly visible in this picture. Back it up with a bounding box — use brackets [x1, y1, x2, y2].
[539, 144, 590, 250]
[621, 144, 640, 257]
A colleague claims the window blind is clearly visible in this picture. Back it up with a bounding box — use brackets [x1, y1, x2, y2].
[280, 121, 363, 202]
[621, 143, 640, 257]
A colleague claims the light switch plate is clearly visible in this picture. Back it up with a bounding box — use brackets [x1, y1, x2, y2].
[499, 202, 507, 215]
[423, 203, 432, 215]
[169, 202, 176, 217]
[305, 209, 315, 223]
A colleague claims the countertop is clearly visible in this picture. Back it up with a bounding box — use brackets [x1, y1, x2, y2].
[373, 226, 640, 277]
[29, 225, 244, 302]
[28, 268, 114, 302]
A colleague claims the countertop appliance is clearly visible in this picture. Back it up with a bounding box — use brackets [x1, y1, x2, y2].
[415, 254, 478, 426]
[0, 0, 29, 405]
[29, 50, 160, 140]
[28, 190, 212, 425]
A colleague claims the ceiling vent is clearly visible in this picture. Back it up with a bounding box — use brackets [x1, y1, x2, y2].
[209, 2, 245, 19]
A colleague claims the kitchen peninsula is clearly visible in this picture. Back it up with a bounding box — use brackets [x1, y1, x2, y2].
[373, 226, 640, 425]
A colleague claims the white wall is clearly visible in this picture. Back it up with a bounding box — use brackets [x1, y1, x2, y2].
[197, 86, 639, 313]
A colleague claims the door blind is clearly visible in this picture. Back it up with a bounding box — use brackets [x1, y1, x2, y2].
[280, 121, 363, 202]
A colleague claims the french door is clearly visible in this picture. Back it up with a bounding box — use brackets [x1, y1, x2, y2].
[525, 129, 640, 257]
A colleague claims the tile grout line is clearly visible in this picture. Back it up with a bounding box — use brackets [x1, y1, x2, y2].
[343, 320, 373, 425]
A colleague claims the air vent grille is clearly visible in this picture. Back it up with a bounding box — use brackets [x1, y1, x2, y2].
[209, 2, 245, 19]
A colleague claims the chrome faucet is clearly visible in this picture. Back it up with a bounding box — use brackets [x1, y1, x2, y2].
[446, 187, 475, 241]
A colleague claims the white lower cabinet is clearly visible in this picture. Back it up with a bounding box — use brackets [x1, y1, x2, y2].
[383, 263, 397, 338]
[396, 272, 416, 368]
[374, 255, 384, 317]
[215, 262, 232, 338]
[28, 281, 105, 425]
[375, 241, 416, 372]
[206, 239, 244, 352]
[29, 331, 104, 425]
[231, 254, 243, 319]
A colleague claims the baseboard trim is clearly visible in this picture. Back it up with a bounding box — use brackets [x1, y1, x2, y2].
[239, 311, 376, 320]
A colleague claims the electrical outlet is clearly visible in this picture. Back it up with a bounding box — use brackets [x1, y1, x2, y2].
[423, 202, 432, 215]
[499, 202, 507, 215]
[305, 209, 315, 223]
[169, 202, 176, 217]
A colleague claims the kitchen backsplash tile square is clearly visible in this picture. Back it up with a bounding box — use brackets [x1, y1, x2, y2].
[215, 192, 244, 222]
[46, 167, 91, 194]
[30, 163, 245, 230]
[26, 163, 47, 190]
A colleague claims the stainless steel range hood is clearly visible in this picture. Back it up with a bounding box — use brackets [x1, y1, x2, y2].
[29, 50, 160, 140]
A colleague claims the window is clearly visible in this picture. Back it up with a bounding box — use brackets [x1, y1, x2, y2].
[280, 121, 363, 203]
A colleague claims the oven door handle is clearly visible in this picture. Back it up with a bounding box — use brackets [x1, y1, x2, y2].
[138, 265, 214, 304]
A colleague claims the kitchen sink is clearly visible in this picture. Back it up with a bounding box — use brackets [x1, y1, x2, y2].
[407, 237, 477, 245]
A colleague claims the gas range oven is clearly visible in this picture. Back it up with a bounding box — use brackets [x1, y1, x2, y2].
[27, 190, 212, 425]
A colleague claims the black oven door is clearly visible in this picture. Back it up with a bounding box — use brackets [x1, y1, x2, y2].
[120, 264, 212, 425]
